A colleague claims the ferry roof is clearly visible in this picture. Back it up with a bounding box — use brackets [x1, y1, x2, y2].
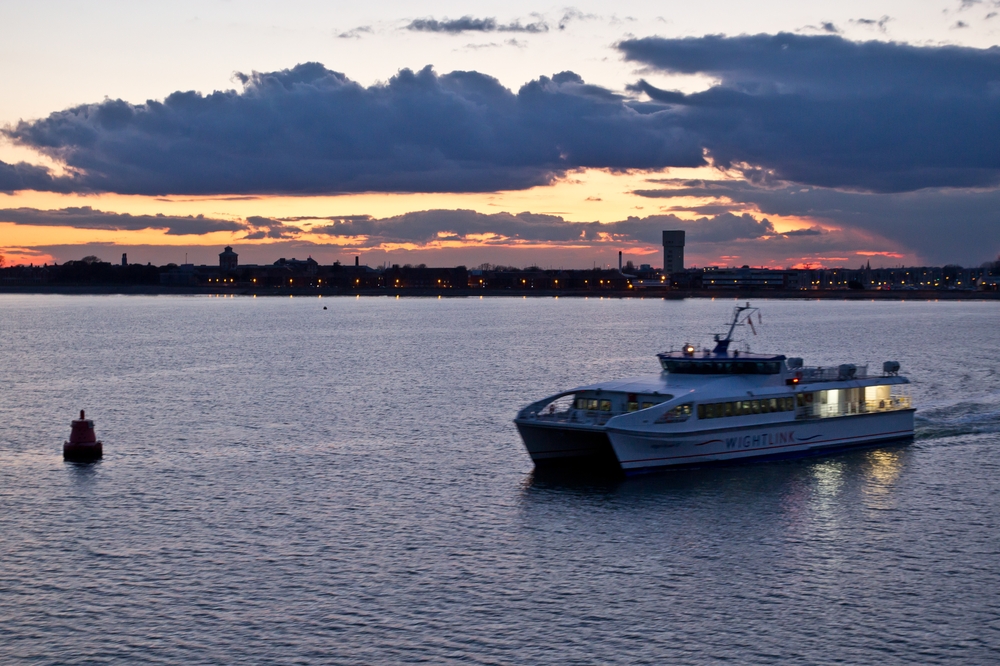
[572, 374, 672, 394]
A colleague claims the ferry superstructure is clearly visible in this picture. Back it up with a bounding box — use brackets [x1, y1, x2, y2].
[514, 304, 914, 473]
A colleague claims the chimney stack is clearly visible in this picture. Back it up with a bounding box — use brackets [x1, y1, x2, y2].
[355, 256, 359, 267]
[618, 251, 622, 271]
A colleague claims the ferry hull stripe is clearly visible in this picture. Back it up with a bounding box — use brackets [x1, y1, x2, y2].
[617, 428, 914, 465]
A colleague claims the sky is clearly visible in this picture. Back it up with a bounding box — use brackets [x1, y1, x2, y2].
[2, 0, 999, 269]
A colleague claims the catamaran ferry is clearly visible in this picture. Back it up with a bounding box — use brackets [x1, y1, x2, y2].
[514, 304, 914, 474]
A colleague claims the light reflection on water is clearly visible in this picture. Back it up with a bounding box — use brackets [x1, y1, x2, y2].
[1, 295, 999, 664]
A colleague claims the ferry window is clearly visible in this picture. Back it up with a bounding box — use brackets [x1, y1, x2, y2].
[796, 394, 806, 407]
[697, 404, 706, 419]
[658, 402, 693, 423]
[768, 398, 778, 413]
[574, 398, 586, 410]
[724, 402, 734, 417]
[627, 401, 639, 412]
[587, 399, 599, 411]
[785, 397, 795, 411]
[665, 360, 782, 375]
[599, 400, 612, 412]
[641, 401, 653, 410]
[751, 400, 760, 414]
[865, 385, 891, 403]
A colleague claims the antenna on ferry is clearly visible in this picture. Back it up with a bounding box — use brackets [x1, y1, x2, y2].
[712, 302, 759, 355]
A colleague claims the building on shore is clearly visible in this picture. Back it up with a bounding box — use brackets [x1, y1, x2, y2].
[219, 246, 238, 271]
[662, 231, 685, 274]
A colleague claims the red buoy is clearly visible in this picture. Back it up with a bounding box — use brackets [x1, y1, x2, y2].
[63, 410, 103, 461]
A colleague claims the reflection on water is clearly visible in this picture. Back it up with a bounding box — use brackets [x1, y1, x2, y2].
[523, 445, 912, 507]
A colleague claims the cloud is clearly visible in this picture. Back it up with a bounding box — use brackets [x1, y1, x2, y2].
[558, 9, 596, 30]
[851, 16, 891, 32]
[619, 33, 1000, 192]
[306, 208, 779, 247]
[337, 26, 372, 39]
[5, 34, 1000, 199]
[802, 22, 841, 34]
[463, 39, 526, 50]
[8, 205, 915, 269]
[242, 216, 302, 239]
[634, 179, 1000, 264]
[0, 160, 76, 193]
[405, 16, 548, 34]
[3, 63, 701, 196]
[0, 206, 245, 235]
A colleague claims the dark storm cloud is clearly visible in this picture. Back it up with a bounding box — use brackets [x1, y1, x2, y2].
[6, 34, 1000, 198]
[619, 33, 1000, 192]
[3, 63, 700, 196]
[0, 206, 244, 235]
[405, 16, 549, 33]
[308, 209, 776, 246]
[635, 180, 1000, 264]
[0, 160, 76, 193]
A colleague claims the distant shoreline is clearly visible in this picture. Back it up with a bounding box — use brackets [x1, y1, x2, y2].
[1, 285, 998, 300]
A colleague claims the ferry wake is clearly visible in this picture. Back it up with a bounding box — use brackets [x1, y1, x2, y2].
[514, 303, 915, 474]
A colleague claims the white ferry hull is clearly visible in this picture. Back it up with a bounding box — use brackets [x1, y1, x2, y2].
[607, 409, 915, 474]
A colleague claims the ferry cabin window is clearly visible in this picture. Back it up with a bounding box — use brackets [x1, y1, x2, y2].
[641, 401, 654, 410]
[697, 397, 796, 419]
[657, 403, 694, 422]
[796, 393, 817, 407]
[599, 400, 612, 412]
[663, 360, 783, 375]
[626, 401, 639, 412]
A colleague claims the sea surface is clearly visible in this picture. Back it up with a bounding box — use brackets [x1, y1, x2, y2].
[1, 295, 999, 665]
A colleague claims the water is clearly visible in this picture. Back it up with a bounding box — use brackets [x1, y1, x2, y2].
[1, 295, 999, 664]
